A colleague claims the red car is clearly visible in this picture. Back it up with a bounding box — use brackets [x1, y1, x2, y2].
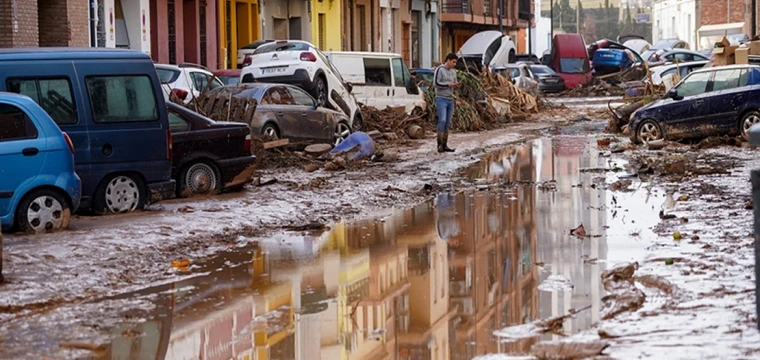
[550, 34, 592, 89]
[213, 69, 242, 86]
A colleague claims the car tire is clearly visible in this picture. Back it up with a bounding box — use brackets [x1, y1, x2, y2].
[352, 112, 364, 131]
[16, 189, 71, 234]
[509, 50, 516, 64]
[313, 76, 328, 108]
[262, 123, 280, 139]
[179, 160, 222, 198]
[740, 110, 760, 141]
[334, 122, 352, 146]
[636, 119, 664, 144]
[92, 174, 145, 215]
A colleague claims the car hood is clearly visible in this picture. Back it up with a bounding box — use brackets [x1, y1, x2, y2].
[209, 121, 249, 129]
[459, 31, 504, 55]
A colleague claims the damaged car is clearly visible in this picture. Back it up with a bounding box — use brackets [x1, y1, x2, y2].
[629, 64, 760, 143]
[167, 103, 256, 197]
[206, 83, 353, 146]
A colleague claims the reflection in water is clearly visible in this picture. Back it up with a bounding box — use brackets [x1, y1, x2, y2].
[101, 136, 641, 360]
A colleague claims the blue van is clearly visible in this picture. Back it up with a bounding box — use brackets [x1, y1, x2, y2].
[0, 48, 175, 214]
[0, 93, 81, 233]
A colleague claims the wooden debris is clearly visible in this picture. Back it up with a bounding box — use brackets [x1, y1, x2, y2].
[304, 164, 319, 172]
[305, 143, 333, 156]
[383, 132, 399, 140]
[367, 130, 383, 139]
[263, 138, 290, 149]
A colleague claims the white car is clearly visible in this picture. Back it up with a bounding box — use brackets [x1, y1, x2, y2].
[155, 63, 225, 104]
[240, 40, 363, 130]
[237, 39, 274, 68]
[623, 39, 652, 54]
[647, 60, 708, 90]
[457, 31, 517, 72]
[493, 63, 538, 92]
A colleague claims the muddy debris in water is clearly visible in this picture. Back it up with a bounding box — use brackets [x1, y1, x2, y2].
[324, 156, 347, 171]
[635, 274, 676, 295]
[537, 180, 558, 192]
[59, 342, 106, 357]
[570, 224, 587, 237]
[694, 135, 743, 150]
[628, 152, 735, 178]
[601, 262, 646, 320]
[530, 340, 610, 360]
[304, 163, 319, 172]
[495, 305, 594, 340]
[609, 179, 633, 192]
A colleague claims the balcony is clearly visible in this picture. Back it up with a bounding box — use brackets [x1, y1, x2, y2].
[518, 0, 531, 21]
[440, 0, 499, 25]
[441, 0, 469, 14]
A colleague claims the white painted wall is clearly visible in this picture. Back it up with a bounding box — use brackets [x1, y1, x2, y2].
[533, 0, 552, 56]
[652, 0, 696, 49]
[120, 0, 151, 54]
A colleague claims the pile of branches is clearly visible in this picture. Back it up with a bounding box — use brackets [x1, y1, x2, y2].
[479, 71, 539, 116]
[423, 70, 502, 132]
[361, 105, 431, 139]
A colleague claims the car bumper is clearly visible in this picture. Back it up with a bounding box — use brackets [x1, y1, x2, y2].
[256, 69, 315, 90]
[147, 180, 177, 204]
[538, 83, 566, 92]
[218, 155, 257, 189]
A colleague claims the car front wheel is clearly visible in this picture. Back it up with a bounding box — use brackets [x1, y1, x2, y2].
[313, 77, 327, 107]
[16, 189, 71, 234]
[334, 122, 351, 146]
[636, 119, 663, 143]
[180, 161, 222, 197]
[740, 110, 760, 141]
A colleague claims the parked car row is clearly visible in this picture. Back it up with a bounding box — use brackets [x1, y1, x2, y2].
[0, 48, 257, 234]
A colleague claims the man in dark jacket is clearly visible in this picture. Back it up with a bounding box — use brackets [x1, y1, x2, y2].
[433, 53, 460, 153]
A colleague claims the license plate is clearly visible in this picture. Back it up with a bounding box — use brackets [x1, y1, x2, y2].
[262, 67, 287, 75]
[603, 54, 614, 58]
[545, 78, 558, 83]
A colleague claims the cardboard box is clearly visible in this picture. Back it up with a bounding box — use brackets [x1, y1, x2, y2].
[749, 36, 760, 55]
[736, 47, 750, 64]
[713, 36, 738, 66]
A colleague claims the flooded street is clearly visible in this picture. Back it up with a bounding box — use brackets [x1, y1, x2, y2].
[1, 134, 679, 359]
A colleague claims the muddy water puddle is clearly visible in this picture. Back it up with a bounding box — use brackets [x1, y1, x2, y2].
[79, 136, 668, 359]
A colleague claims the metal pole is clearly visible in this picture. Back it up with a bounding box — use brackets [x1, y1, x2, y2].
[550, 0, 554, 41]
[499, 0, 504, 33]
[753, 0, 757, 38]
[753, 169, 760, 331]
[89, 0, 97, 47]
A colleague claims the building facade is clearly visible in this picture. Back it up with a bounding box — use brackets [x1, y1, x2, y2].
[652, 0, 696, 49]
[148, 0, 218, 69]
[0, 0, 89, 48]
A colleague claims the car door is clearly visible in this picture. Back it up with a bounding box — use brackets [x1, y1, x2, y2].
[660, 70, 713, 137]
[708, 68, 747, 133]
[190, 71, 224, 95]
[264, 86, 302, 140]
[391, 57, 422, 113]
[0, 101, 45, 218]
[286, 86, 332, 141]
[315, 49, 355, 117]
[167, 108, 193, 166]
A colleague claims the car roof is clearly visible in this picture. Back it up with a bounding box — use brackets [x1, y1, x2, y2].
[213, 69, 242, 76]
[691, 64, 760, 74]
[327, 51, 404, 58]
[0, 91, 32, 100]
[0, 47, 151, 61]
[155, 63, 182, 71]
[662, 49, 703, 55]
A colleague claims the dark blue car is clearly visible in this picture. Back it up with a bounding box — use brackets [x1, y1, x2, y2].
[0, 48, 175, 215]
[629, 65, 760, 143]
[592, 49, 636, 75]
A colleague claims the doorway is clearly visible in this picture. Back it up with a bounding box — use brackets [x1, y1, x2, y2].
[289, 17, 302, 39]
[273, 18, 287, 39]
[411, 11, 420, 68]
[402, 23, 411, 66]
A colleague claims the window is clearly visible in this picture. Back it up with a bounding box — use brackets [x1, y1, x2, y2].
[0, 104, 37, 141]
[318, 14, 326, 50]
[364, 58, 392, 86]
[7, 78, 77, 125]
[263, 87, 295, 105]
[559, 58, 589, 74]
[676, 71, 711, 97]
[167, 111, 190, 132]
[85, 75, 158, 123]
[661, 68, 678, 78]
[155, 68, 181, 84]
[392, 58, 410, 88]
[287, 86, 315, 107]
[712, 69, 743, 91]
[483, 38, 502, 66]
[190, 72, 223, 92]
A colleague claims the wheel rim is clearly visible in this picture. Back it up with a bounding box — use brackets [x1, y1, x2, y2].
[334, 123, 351, 146]
[743, 115, 760, 135]
[185, 163, 217, 195]
[317, 80, 327, 106]
[264, 126, 279, 139]
[638, 122, 662, 142]
[353, 116, 364, 131]
[26, 196, 64, 232]
[105, 176, 140, 213]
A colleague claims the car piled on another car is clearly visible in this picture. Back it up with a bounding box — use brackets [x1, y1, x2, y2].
[529, 65, 566, 92]
[493, 63, 538, 91]
[155, 63, 225, 104]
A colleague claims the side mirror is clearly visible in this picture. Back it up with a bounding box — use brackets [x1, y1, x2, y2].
[669, 89, 683, 100]
[406, 77, 420, 95]
[345, 82, 353, 94]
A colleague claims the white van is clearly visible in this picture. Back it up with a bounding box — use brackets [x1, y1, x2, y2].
[457, 31, 516, 72]
[324, 52, 424, 113]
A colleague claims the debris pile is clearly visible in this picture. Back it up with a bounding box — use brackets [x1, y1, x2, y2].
[360, 105, 431, 140]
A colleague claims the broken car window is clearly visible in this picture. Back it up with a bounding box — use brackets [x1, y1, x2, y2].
[364, 58, 392, 86]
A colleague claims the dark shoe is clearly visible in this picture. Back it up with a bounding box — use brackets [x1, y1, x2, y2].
[443, 132, 455, 152]
[437, 132, 445, 153]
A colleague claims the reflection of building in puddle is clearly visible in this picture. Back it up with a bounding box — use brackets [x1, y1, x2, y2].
[535, 137, 607, 338]
[449, 142, 539, 359]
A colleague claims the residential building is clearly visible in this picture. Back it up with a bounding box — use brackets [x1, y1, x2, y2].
[217, 0, 261, 69]
[260, 0, 310, 41]
[148, 0, 219, 69]
[438, 0, 534, 59]
[651, 0, 696, 49]
[312, 0, 343, 51]
[0, 0, 89, 47]
[531, 0, 551, 56]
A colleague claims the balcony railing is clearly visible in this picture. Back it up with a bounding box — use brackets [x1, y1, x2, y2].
[441, 0, 469, 14]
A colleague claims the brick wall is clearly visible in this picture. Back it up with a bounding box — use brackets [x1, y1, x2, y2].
[699, 0, 750, 27]
[67, 0, 89, 46]
[0, 0, 40, 47]
[39, 0, 69, 46]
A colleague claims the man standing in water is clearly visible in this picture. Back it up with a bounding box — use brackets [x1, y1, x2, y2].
[434, 53, 460, 153]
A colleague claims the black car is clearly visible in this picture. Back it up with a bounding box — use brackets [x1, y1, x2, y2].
[529, 65, 566, 92]
[167, 103, 257, 197]
[629, 65, 760, 144]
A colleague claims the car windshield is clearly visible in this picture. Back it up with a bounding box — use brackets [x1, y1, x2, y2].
[219, 76, 240, 85]
[254, 42, 311, 55]
[559, 58, 589, 74]
[530, 66, 556, 75]
[652, 39, 679, 49]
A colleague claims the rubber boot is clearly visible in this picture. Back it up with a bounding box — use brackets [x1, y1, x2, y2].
[437, 132, 445, 153]
[442, 132, 455, 152]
